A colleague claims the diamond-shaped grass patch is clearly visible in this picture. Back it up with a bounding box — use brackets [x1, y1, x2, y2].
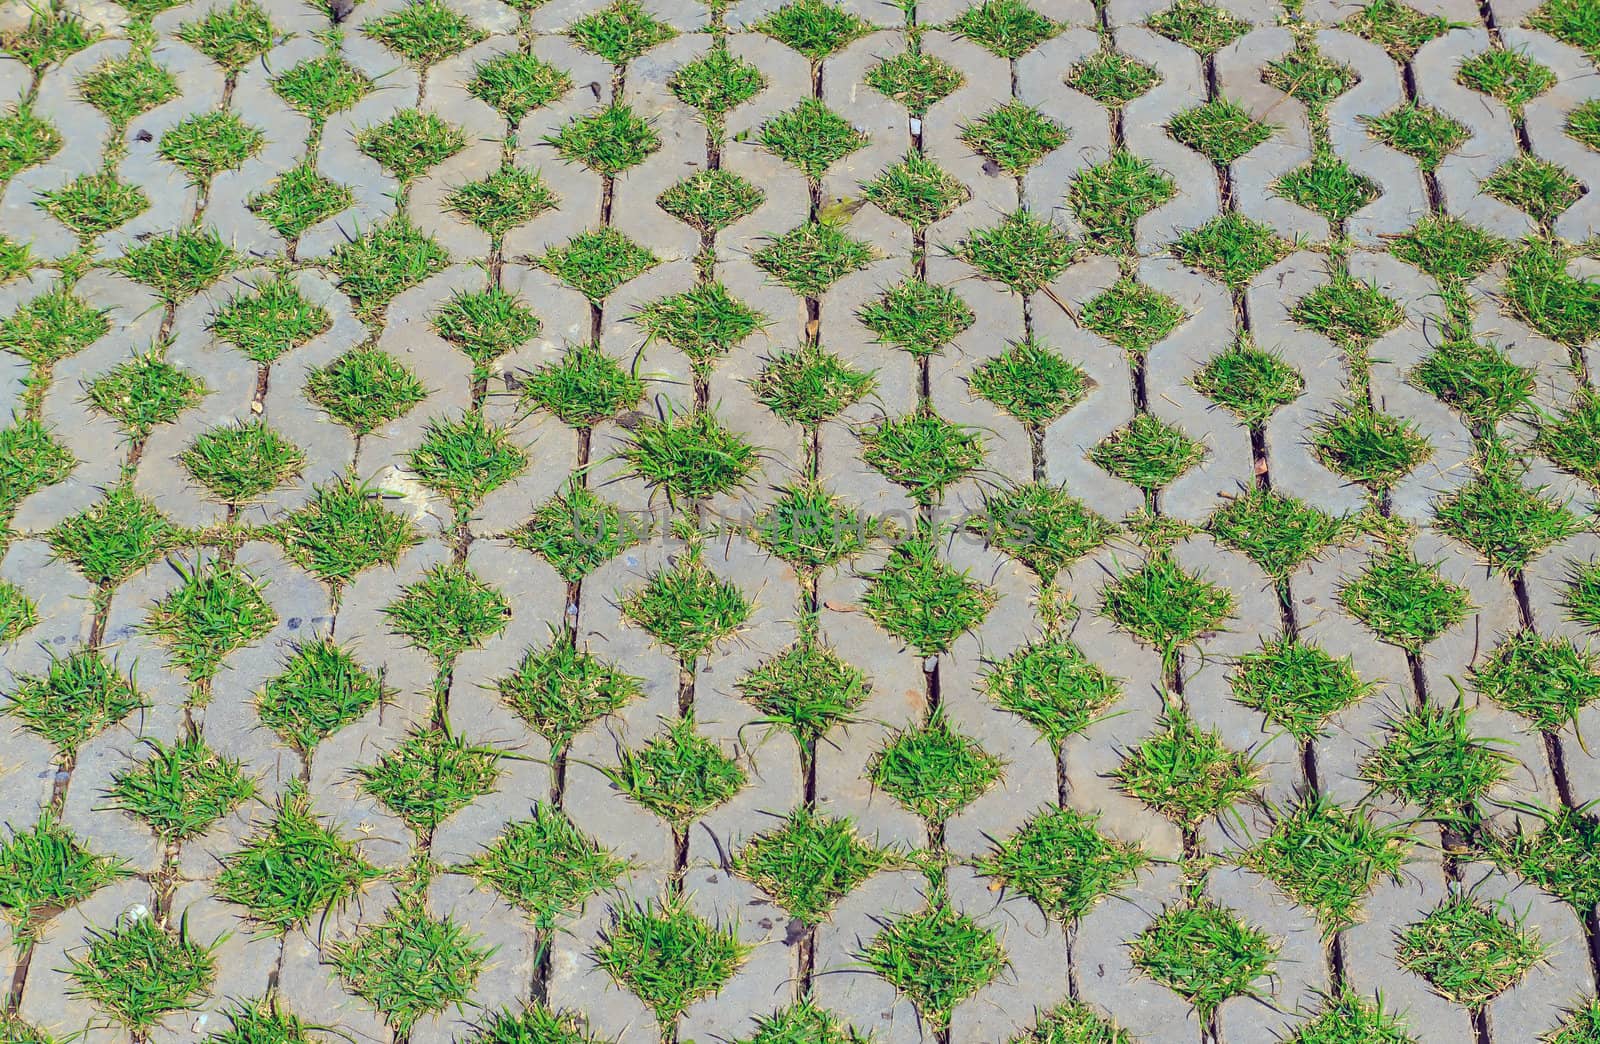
[605, 715, 746, 828]
[545, 102, 660, 175]
[249, 164, 352, 241]
[384, 563, 509, 664]
[181, 421, 305, 504]
[331, 897, 488, 1034]
[1264, 41, 1357, 108]
[595, 895, 747, 1025]
[144, 561, 276, 682]
[976, 481, 1114, 582]
[737, 1002, 871, 1044]
[272, 53, 372, 123]
[116, 228, 237, 304]
[1242, 797, 1412, 932]
[733, 807, 890, 924]
[1172, 213, 1289, 289]
[305, 347, 427, 432]
[947, 0, 1060, 59]
[1091, 413, 1206, 492]
[540, 227, 658, 302]
[48, 483, 179, 587]
[1413, 336, 1533, 425]
[214, 782, 379, 932]
[1081, 277, 1185, 355]
[496, 636, 642, 750]
[1361, 700, 1511, 821]
[328, 216, 449, 318]
[434, 286, 539, 369]
[78, 55, 176, 129]
[256, 639, 389, 755]
[0, 286, 107, 365]
[0, 813, 127, 941]
[1471, 630, 1600, 732]
[470, 52, 572, 125]
[39, 172, 148, 237]
[211, 276, 331, 365]
[87, 352, 206, 441]
[1485, 805, 1600, 913]
[1395, 894, 1543, 1009]
[1312, 403, 1431, 489]
[737, 633, 869, 742]
[570, 0, 675, 64]
[1115, 710, 1258, 828]
[275, 476, 419, 587]
[359, 727, 503, 833]
[751, 342, 874, 426]
[513, 480, 639, 582]
[755, 0, 869, 62]
[754, 221, 875, 297]
[363, 0, 484, 67]
[1209, 485, 1347, 581]
[861, 900, 1006, 1030]
[1434, 456, 1579, 571]
[470, 802, 627, 929]
[858, 278, 974, 356]
[658, 169, 762, 233]
[760, 98, 866, 180]
[1339, 551, 1470, 652]
[1130, 900, 1276, 1017]
[864, 151, 970, 228]
[1275, 150, 1379, 224]
[1345, 0, 1453, 60]
[109, 736, 254, 841]
[528, 342, 646, 429]
[1391, 214, 1510, 284]
[159, 110, 263, 184]
[1192, 339, 1303, 428]
[869, 710, 1003, 822]
[669, 43, 764, 128]
[751, 483, 876, 574]
[1457, 48, 1555, 119]
[1069, 49, 1159, 107]
[978, 807, 1147, 924]
[406, 411, 528, 514]
[634, 282, 767, 373]
[1229, 636, 1375, 742]
[449, 165, 558, 239]
[621, 407, 758, 504]
[1070, 150, 1175, 254]
[960, 100, 1066, 176]
[984, 638, 1121, 745]
[860, 409, 984, 506]
[952, 208, 1075, 293]
[621, 553, 750, 666]
[4, 649, 145, 759]
[1362, 103, 1468, 174]
[1147, 0, 1250, 56]
[861, 528, 995, 656]
[1503, 240, 1600, 348]
[1483, 154, 1585, 226]
[0, 418, 73, 523]
[866, 50, 963, 117]
[966, 337, 1094, 429]
[357, 109, 466, 182]
[66, 914, 217, 1031]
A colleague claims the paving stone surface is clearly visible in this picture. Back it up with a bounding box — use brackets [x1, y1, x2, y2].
[0, 0, 1599, 1040]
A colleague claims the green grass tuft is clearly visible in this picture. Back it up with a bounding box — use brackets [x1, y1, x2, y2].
[1243, 797, 1412, 931]
[760, 99, 866, 179]
[860, 900, 1006, 1030]
[1091, 413, 1206, 491]
[359, 727, 504, 832]
[866, 51, 963, 117]
[109, 737, 254, 841]
[738, 632, 868, 740]
[181, 421, 305, 503]
[858, 278, 973, 355]
[1361, 700, 1511, 821]
[594, 895, 746, 1024]
[860, 408, 984, 506]
[1130, 900, 1276, 1017]
[870, 710, 1003, 822]
[276, 476, 419, 586]
[621, 553, 750, 665]
[621, 406, 758, 503]
[1472, 630, 1600, 731]
[733, 807, 889, 924]
[1395, 894, 1543, 1008]
[1114, 710, 1258, 827]
[66, 914, 217, 1031]
[978, 807, 1147, 923]
[1229, 637, 1375, 742]
[496, 634, 642, 749]
[306, 346, 427, 434]
[751, 343, 874, 426]
[1070, 151, 1174, 254]
[384, 563, 509, 663]
[470, 803, 627, 928]
[4, 649, 144, 758]
[569, 0, 674, 63]
[946, 0, 1060, 58]
[1339, 551, 1470, 651]
[257, 638, 391, 753]
[0, 813, 127, 941]
[1209, 486, 1348, 581]
[976, 482, 1114, 581]
[48, 483, 179, 586]
[539, 227, 658, 301]
[330, 897, 488, 1034]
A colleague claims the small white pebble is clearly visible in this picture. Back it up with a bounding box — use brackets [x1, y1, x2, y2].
[909, 117, 923, 136]
[923, 656, 938, 673]
[192, 1014, 209, 1033]
[121, 903, 149, 926]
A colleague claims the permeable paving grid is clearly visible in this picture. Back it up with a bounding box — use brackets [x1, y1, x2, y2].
[2, 0, 1600, 1040]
